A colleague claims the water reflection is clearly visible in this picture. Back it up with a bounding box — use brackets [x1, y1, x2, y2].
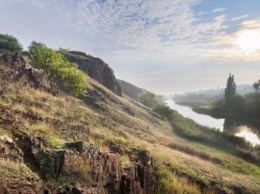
[224, 119, 260, 146]
[235, 128, 260, 147]
[165, 100, 225, 130]
[166, 99, 260, 146]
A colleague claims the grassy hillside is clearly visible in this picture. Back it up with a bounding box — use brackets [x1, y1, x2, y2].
[117, 79, 146, 100]
[0, 54, 260, 193]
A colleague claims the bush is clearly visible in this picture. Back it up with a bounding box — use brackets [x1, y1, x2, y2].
[152, 103, 173, 119]
[0, 33, 23, 52]
[138, 92, 156, 108]
[28, 42, 88, 96]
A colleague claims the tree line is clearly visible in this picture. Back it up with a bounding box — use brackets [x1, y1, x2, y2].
[222, 73, 260, 119]
[138, 92, 173, 119]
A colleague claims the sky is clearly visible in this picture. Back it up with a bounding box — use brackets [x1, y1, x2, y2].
[0, 0, 260, 95]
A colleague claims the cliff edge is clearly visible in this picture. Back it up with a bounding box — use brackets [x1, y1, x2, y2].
[65, 51, 122, 96]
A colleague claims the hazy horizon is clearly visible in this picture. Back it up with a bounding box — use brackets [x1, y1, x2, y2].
[1, 0, 260, 95]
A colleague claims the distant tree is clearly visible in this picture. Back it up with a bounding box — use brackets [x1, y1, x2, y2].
[253, 79, 260, 92]
[0, 33, 23, 52]
[152, 103, 173, 119]
[28, 41, 88, 96]
[225, 73, 236, 104]
[138, 92, 156, 108]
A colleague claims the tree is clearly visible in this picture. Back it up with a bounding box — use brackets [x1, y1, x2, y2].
[138, 92, 156, 108]
[0, 33, 23, 52]
[28, 41, 88, 96]
[152, 103, 173, 119]
[225, 73, 236, 104]
[253, 79, 260, 92]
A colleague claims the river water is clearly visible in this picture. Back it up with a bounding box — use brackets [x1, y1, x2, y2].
[165, 99, 260, 146]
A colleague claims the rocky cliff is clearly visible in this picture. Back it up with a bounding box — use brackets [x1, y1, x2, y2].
[65, 51, 122, 96]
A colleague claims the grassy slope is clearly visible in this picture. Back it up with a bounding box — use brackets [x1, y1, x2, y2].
[0, 64, 260, 193]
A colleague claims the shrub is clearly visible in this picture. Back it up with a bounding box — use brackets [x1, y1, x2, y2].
[0, 33, 23, 52]
[28, 41, 88, 96]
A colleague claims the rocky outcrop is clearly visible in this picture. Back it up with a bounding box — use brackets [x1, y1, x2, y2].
[65, 51, 122, 96]
[21, 137, 156, 194]
[0, 105, 156, 194]
[120, 150, 155, 194]
[0, 135, 23, 162]
[0, 52, 58, 94]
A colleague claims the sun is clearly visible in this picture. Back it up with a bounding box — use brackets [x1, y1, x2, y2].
[235, 30, 260, 54]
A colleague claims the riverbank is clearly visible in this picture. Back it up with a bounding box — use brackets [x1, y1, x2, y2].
[166, 100, 260, 162]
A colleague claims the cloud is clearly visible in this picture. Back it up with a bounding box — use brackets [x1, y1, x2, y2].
[213, 8, 226, 13]
[240, 20, 260, 30]
[67, 1, 230, 54]
[231, 15, 249, 21]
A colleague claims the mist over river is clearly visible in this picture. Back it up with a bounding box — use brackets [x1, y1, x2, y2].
[166, 99, 260, 146]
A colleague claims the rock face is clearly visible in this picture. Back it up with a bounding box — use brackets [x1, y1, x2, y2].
[0, 52, 58, 94]
[120, 150, 155, 194]
[28, 138, 156, 194]
[0, 135, 23, 162]
[65, 51, 122, 96]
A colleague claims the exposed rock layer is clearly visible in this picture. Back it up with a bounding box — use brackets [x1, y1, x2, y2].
[65, 51, 122, 96]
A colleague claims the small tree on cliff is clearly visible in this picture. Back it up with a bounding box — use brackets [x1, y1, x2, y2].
[28, 41, 88, 96]
[225, 73, 236, 104]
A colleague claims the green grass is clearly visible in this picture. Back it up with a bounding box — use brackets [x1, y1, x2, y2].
[154, 159, 209, 194]
[46, 176, 69, 189]
[169, 110, 260, 165]
[0, 159, 39, 180]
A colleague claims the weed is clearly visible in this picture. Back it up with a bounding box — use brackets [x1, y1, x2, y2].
[0, 159, 39, 180]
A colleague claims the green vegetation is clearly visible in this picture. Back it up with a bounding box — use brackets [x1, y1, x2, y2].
[209, 78, 260, 119]
[0, 33, 23, 52]
[138, 91, 172, 119]
[152, 103, 173, 119]
[175, 75, 260, 121]
[0, 160, 39, 180]
[138, 91, 156, 108]
[169, 109, 260, 165]
[253, 79, 260, 92]
[225, 73, 236, 104]
[28, 41, 88, 96]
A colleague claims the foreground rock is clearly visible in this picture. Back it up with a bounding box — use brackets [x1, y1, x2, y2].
[31, 138, 156, 194]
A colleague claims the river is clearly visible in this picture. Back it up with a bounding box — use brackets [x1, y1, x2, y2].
[165, 99, 260, 146]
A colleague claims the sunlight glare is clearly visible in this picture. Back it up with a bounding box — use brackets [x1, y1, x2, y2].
[235, 30, 260, 54]
[235, 130, 260, 146]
